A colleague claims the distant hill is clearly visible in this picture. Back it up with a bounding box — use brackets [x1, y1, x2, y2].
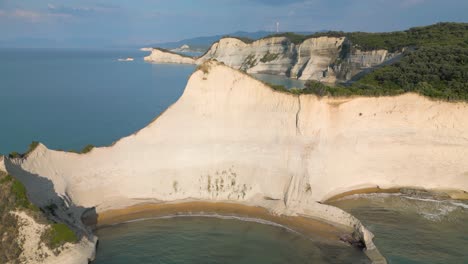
[151, 31, 318, 51]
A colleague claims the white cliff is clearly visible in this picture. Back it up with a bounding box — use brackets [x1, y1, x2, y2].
[4, 62, 468, 263]
[144, 36, 397, 83]
[288, 36, 346, 82]
[144, 48, 195, 64]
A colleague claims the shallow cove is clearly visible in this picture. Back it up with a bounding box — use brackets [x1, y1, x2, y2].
[330, 193, 468, 264]
[88, 202, 370, 263]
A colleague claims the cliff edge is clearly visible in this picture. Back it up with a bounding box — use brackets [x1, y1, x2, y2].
[144, 36, 396, 83]
[5, 61, 468, 263]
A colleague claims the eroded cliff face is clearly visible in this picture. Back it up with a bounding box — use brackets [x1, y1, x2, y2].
[5, 62, 468, 263]
[144, 37, 398, 83]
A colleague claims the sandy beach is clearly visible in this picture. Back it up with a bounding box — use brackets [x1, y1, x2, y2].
[88, 201, 353, 243]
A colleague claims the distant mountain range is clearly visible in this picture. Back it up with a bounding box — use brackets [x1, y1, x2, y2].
[150, 31, 320, 51]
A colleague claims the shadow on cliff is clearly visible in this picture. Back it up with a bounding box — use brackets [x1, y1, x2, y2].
[4, 158, 97, 241]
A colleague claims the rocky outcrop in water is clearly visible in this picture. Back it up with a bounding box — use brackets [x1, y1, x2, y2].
[144, 36, 399, 83]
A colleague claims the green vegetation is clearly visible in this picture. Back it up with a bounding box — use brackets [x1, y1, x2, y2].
[296, 46, 468, 101]
[8, 141, 39, 159]
[346, 22, 468, 52]
[268, 84, 289, 93]
[262, 32, 317, 44]
[260, 52, 279, 63]
[353, 46, 468, 100]
[263, 23, 468, 51]
[0, 171, 78, 262]
[197, 63, 211, 74]
[81, 144, 95, 154]
[44, 223, 78, 248]
[11, 179, 36, 210]
[8, 151, 21, 159]
[26, 141, 39, 155]
[0, 172, 22, 263]
[0, 174, 13, 184]
[243, 54, 257, 68]
[65, 144, 95, 154]
[222, 36, 255, 44]
[260, 23, 468, 101]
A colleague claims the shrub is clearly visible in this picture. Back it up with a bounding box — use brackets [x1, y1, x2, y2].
[268, 84, 289, 93]
[26, 141, 39, 155]
[243, 54, 257, 68]
[303, 80, 329, 96]
[11, 179, 38, 210]
[0, 174, 13, 184]
[44, 223, 78, 249]
[81, 144, 94, 154]
[197, 63, 211, 74]
[260, 52, 279, 63]
[222, 36, 255, 44]
[8, 152, 21, 159]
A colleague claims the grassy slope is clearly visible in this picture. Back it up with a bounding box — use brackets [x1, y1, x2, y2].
[0, 171, 77, 263]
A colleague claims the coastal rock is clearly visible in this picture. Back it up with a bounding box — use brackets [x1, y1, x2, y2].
[144, 36, 398, 83]
[144, 48, 195, 64]
[5, 62, 468, 263]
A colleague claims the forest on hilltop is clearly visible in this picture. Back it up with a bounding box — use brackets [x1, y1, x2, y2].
[268, 23, 468, 101]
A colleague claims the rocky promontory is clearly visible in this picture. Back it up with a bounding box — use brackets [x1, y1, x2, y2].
[4, 61, 468, 263]
[144, 36, 398, 83]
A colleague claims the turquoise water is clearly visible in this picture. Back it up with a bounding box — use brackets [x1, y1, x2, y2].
[0, 48, 194, 154]
[93, 216, 369, 264]
[330, 194, 468, 264]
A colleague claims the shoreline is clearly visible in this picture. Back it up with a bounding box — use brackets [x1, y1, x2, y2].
[85, 201, 354, 244]
[324, 187, 468, 203]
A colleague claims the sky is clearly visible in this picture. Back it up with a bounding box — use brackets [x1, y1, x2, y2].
[0, 0, 467, 48]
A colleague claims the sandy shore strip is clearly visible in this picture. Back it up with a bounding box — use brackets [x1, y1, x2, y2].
[84, 201, 354, 243]
[324, 187, 468, 203]
[324, 187, 402, 203]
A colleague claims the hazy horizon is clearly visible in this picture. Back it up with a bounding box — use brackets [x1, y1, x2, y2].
[0, 0, 467, 48]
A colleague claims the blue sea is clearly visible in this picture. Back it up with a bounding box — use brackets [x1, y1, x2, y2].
[0, 48, 194, 154]
[1, 49, 467, 264]
[0, 48, 302, 154]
